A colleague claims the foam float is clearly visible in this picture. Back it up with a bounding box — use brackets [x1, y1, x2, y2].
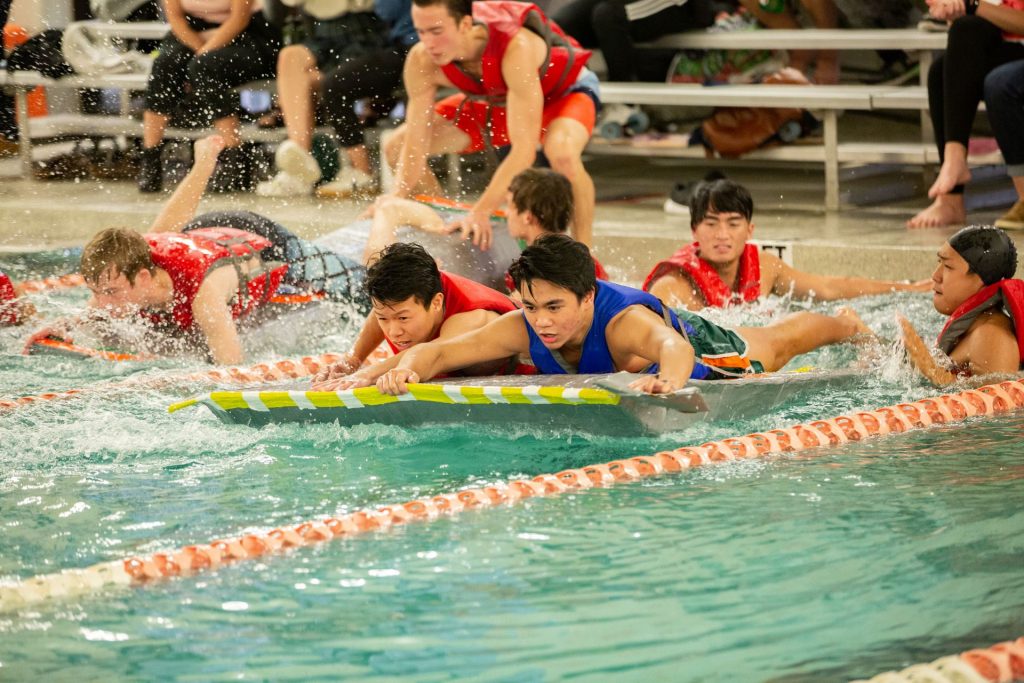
[169, 369, 865, 436]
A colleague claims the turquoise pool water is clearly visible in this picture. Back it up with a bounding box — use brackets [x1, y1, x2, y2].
[2, 255, 1022, 681]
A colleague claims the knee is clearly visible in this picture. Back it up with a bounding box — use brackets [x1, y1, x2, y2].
[984, 64, 1021, 109]
[543, 141, 583, 179]
[947, 14, 993, 45]
[278, 44, 314, 72]
[590, 1, 624, 33]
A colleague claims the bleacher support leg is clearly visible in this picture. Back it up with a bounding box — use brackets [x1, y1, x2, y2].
[823, 109, 839, 211]
[14, 88, 34, 180]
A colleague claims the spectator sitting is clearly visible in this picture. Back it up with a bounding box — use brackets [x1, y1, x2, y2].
[257, 0, 416, 199]
[552, 0, 716, 83]
[735, 0, 915, 85]
[985, 58, 1024, 231]
[138, 0, 282, 194]
[906, 0, 1024, 228]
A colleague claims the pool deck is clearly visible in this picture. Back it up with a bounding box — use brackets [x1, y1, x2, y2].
[0, 138, 1021, 283]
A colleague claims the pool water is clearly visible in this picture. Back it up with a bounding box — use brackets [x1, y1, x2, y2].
[2, 254, 1022, 681]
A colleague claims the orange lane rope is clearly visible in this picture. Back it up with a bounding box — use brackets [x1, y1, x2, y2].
[854, 636, 1024, 682]
[17, 273, 85, 294]
[0, 352, 346, 412]
[2, 378, 1022, 612]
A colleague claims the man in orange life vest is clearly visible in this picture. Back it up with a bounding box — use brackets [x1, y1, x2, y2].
[382, 0, 599, 251]
[899, 225, 1024, 386]
[313, 241, 519, 390]
[644, 179, 931, 310]
[22, 136, 368, 365]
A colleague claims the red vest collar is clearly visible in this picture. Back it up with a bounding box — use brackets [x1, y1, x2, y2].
[642, 242, 761, 307]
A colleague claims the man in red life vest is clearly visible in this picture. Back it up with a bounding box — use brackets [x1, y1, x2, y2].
[313, 242, 518, 390]
[22, 136, 369, 364]
[644, 179, 931, 310]
[0, 271, 35, 326]
[900, 225, 1024, 385]
[382, 0, 599, 251]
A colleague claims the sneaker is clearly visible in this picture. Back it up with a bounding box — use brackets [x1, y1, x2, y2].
[995, 199, 1024, 231]
[275, 139, 321, 185]
[315, 166, 377, 199]
[256, 170, 316, 197]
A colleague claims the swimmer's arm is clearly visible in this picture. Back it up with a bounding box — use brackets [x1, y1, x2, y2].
[362, 197, 446, 262]
[611, 307, 695, 394]
[897, 313, 956, 387]
[647, 271, 705, 311]
[318, 310, 504, 389]
[378, 312, 529, 393]
[197, 0, 253, 54]
[192, 267, 244, 365]
[948, 314, 1020, 378]
[777, 257, 931, 301]
[393, 47, 440, 198]
[164, 0, 206, 52]
[149, 136, 226, 233]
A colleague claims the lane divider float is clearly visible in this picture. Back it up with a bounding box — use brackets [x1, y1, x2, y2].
[853, 636, 1024, 682]
[2, 378, 1022, 612]
[0, 352, 346, 411]
[17, 273, 85, 293]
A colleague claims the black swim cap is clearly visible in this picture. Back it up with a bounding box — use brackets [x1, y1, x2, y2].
[948, 225, 1018, 286]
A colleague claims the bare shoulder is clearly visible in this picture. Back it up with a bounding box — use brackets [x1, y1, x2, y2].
[440, 308, 501, 337]
[504, 27, 548, 70]
[649, 270, 702, 310]
[954, 310, 1020, 374]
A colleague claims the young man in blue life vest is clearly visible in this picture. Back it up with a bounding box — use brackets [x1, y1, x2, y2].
[381, 0, 599, 251]
[644, 179, 931, 311]
[21, 136, 367, 365]
[370, 234, 872, 396]
[899, 225, 1024, 386]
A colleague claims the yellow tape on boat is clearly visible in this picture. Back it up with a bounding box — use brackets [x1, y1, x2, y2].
[167, 383, 621, 414]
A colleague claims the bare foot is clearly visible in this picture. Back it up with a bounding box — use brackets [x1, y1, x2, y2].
[836, 306, 874, 340]
[906, 194, 966, 229]
[928, 159, 971, 198]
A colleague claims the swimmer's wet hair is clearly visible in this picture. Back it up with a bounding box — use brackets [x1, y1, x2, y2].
[412, 0, 472, 21]
[80, 227, 155, 285]
[690, 179, 754, 227]
[365, 242, 443, 308]
[949, 224, 1018, 285]
[509, 234, 596, 300]
[509, 168, 573, 235]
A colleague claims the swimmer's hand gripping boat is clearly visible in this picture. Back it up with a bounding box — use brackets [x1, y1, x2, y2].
[169, 370, 864, 436]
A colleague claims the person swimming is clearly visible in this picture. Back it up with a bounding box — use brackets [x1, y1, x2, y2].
[899, 225, 1023, 385]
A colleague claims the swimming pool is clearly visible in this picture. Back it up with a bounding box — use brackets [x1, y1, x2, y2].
[2, 255, 1022, 681]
